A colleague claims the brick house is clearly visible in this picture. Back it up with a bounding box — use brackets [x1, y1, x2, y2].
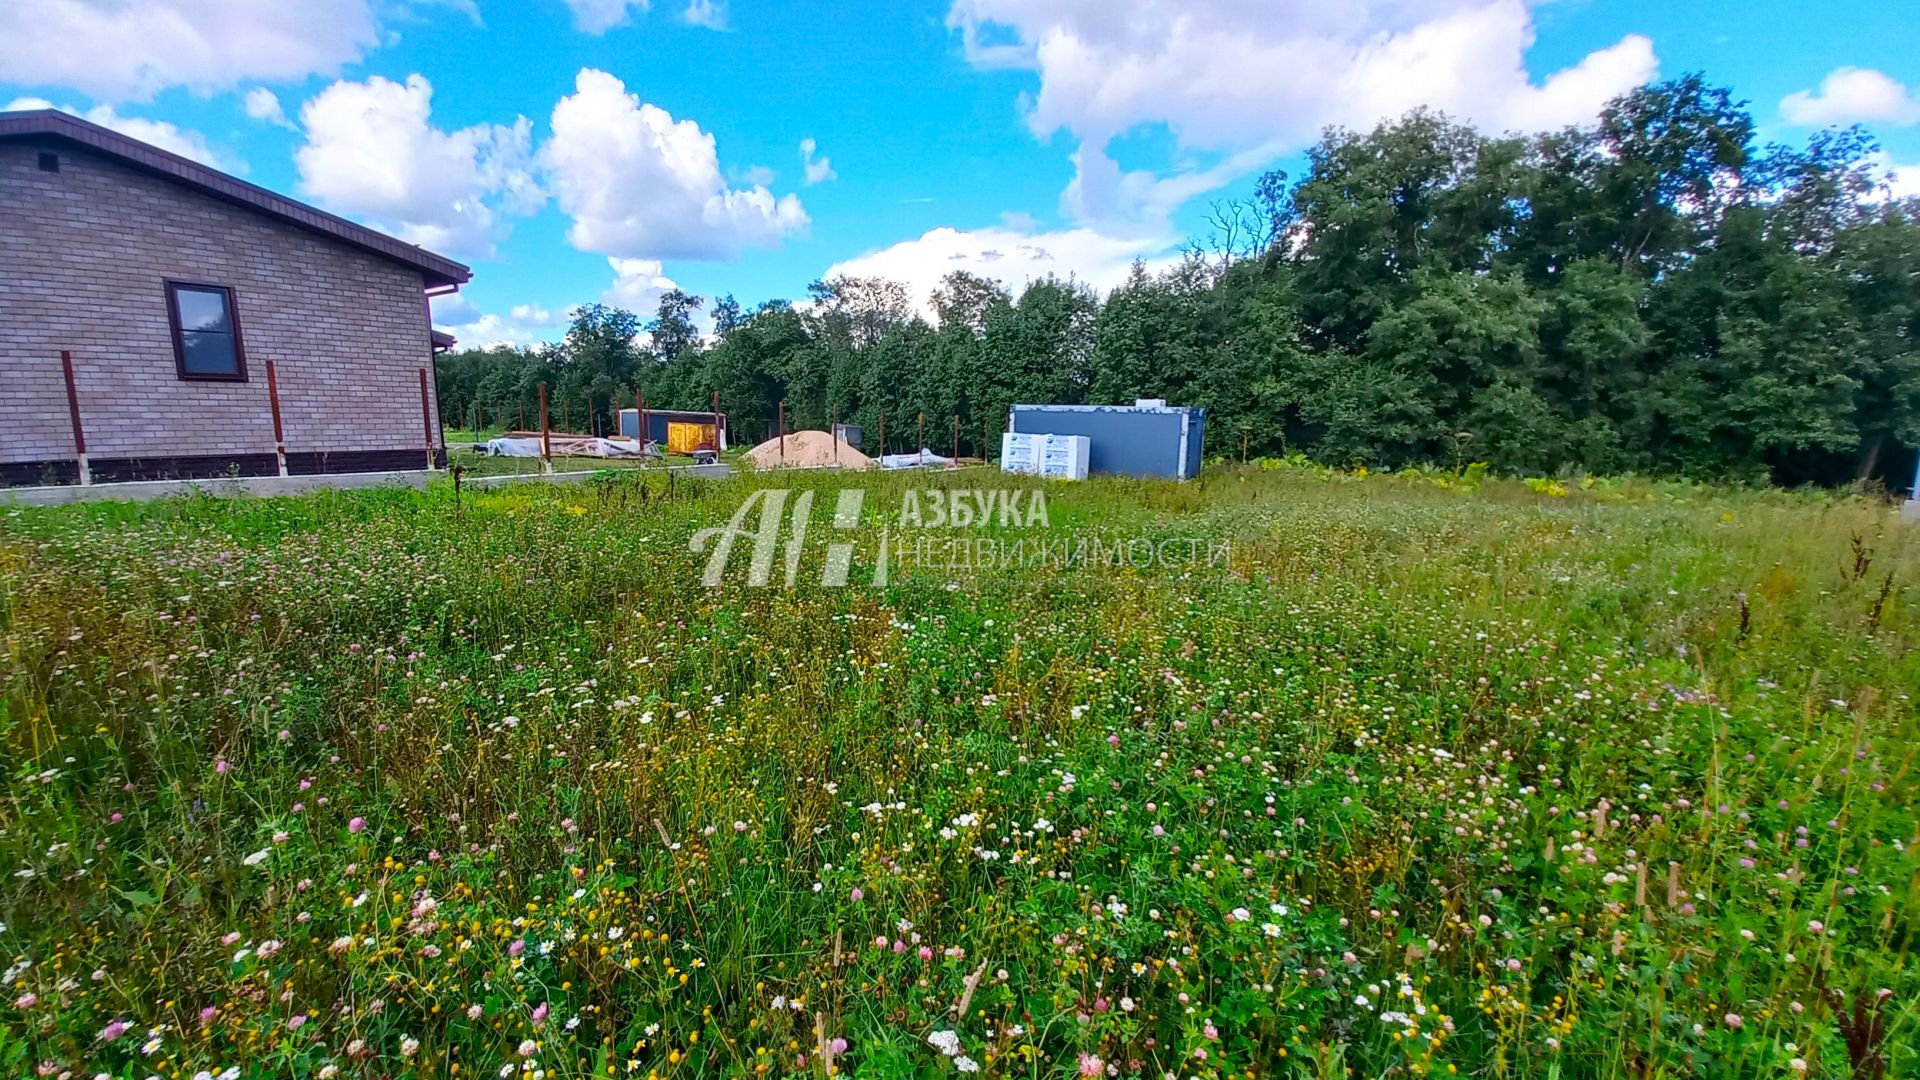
[0, 109, 471, 486]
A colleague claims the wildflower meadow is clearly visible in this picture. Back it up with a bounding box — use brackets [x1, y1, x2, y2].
[1, 463, 1916, 1079]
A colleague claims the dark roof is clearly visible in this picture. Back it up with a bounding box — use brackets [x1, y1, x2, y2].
[0, 109, 471, 290]
[431, 329, 457, 351]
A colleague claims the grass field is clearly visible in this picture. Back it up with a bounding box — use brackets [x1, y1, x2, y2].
[2, 463, 1916, 1079]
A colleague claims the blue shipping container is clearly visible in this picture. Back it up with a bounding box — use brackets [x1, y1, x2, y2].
[616, 409, 729, 450]
[1008, 402, 1205, 479]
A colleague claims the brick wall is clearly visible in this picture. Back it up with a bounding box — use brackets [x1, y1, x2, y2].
[0, 141, 442, 470]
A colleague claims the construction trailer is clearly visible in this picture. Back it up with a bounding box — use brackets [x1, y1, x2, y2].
[1007, 400, 1205, 480]
[616, 409, 728, 454]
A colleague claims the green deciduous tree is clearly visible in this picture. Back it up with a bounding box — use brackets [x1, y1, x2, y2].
[432, 73, 1920, 486]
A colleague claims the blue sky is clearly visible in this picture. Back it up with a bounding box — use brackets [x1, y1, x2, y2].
[4, 0, 1918, 347]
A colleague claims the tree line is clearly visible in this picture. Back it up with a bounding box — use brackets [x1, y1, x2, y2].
[435, 75, 1920, 486]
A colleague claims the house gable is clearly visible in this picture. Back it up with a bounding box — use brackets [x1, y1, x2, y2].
[0, 137, 450, 476]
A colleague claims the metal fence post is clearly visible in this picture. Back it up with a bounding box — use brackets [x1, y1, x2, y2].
[539, 382, 552, 474]
[61, 350, 89, 486]
[266, 359, 289, 476]
[418, 368, 437, 470]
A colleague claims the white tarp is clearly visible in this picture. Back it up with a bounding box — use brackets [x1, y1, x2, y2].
[881, 448, 953, 469]
[484, 437, 645, 458]
[484, 437, 543, 457]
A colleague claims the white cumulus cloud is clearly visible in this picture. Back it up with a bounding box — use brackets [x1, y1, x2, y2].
[431, 293, 568, 349]
[563, 0, 648, 34]
[1781, 68, 1920, 127]
[824, 223, 1172, 319]
[1889, 166, 1920, 202]
[800, 137, 836, 185]
[0, 0, 379, 102]
[562, 0, 721, 33]
[948, 0, 1657, 223]
[1864, 153, 1920, 202]
[543, 68, 808, 261]
[736, 164, 777, 186]
[244, 88, 294, 129]
[4, 97, 221, 167]
[295, 74, 544, 258]
[683, 0, 728, 29]
[1891, 164, 1920, 201]
[604, 257, 683, 312]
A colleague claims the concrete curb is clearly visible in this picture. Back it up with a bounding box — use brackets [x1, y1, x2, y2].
[2, 470, 433, 507]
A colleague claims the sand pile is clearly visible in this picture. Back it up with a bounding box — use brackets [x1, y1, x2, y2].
[746, 430, 875, 470]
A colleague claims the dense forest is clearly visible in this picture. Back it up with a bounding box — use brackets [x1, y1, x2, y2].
[435, 76, 1920, 487]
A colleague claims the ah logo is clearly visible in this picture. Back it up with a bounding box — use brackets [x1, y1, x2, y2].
[690, 488, 889, 587]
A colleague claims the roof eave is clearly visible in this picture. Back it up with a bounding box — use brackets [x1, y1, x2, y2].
[0, 109, 472, 289]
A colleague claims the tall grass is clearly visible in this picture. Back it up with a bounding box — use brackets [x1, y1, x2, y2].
[1, 464, 1915, 1079]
